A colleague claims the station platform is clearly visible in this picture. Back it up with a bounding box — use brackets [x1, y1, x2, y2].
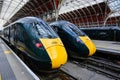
[0, 38, 39, 80]
[93, 40, 120, 55]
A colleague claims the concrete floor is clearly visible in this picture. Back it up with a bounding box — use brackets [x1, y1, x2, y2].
[0, 39, 39, 80]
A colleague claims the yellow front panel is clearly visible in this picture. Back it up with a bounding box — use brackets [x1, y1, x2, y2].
[40, 38, 63, 49]
[40, 38, 67, 68]
[79, 36, 96, 56]
[46, 46, 67, 68]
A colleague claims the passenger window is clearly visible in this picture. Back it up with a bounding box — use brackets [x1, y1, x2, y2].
[36, 24, 46, 35]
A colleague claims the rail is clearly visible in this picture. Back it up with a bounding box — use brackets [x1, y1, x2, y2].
[71, 56, 120, 80]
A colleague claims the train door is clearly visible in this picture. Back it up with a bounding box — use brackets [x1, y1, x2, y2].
[10, 25, 14, 45]
[115, 29, 120, 41]
[13, 24, 19, 46]
[109, 28, 115, 41]
[7, 27, 10, 42]
[23, 29, 30, 48]
[15, 24, 24, 43]
[16, 24, 27, 49]
[4, 27, 10, 42]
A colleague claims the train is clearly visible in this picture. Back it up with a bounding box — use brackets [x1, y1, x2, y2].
[50, 20, 96, 58]
[0, 30, 2, 35]
[3, 17, 67, 71]
[81, 26, 120, 41]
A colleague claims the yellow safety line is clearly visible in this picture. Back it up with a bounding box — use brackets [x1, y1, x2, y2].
[0, 74, 2, 80]
[4, 50, 12, 54]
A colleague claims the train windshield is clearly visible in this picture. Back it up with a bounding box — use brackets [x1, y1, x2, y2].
[35, 22, 58, 38]
[64, 23, 86, 36]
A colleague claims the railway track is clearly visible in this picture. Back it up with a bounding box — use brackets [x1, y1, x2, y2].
[88, 56, 120, 72]
[36, 70, 77, 80]
[71, 56, 120, 80]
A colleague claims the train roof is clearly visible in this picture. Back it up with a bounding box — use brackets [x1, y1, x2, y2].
[16, 17, 44, 23]
[50, 20, 80, 30]
[80, 26, 120, 30]
[50, 20, 71, 26]
[4, 16, 44, 28]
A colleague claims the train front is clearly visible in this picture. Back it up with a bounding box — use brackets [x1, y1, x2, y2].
[35, 22, 67, 69]
[79, 36, 96, 56]
[65, 22, 96, 57]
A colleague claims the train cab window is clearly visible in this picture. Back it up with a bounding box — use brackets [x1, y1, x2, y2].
[51, 25, 58, 33]
[51, 25, 65, 34]
[36, 24, 47, 35]
[64, 23, 86, 36]
[33, 22, 58, 38]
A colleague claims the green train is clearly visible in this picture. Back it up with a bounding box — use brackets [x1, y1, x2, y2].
[3, 17, 67, 71]
[81, 26, 120, 41]
[50, 20, 96, 58]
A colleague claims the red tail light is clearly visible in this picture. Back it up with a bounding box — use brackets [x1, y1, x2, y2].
[36, 43, 43, 48]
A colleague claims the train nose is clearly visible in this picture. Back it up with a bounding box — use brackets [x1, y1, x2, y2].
[46, 46, 67, 69]
[40, 38, 67, 69]
[80, 36, 96, 56]
[87, 40, 96, 56]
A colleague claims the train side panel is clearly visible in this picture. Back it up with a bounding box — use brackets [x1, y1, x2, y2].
[81, 27, 120, 41]
[4, 27, 10, 42]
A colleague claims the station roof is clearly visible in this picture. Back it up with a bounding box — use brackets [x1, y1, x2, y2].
[0, 0, 120, 29]
[58, 0, 120, 27]
[0, 0, 29, 28]
[0, 0, 63, 27]
[59, 0, 105, 14]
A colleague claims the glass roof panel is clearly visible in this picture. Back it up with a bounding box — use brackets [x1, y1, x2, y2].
[108, 0, 120, 18]
[0, 0, 29, 29]
[108, 0, 120, 11]
[59, 0, 104, 14]
[109, 11, 120, 18]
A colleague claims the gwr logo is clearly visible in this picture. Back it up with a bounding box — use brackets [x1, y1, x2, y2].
[52, 42, 57, 44]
